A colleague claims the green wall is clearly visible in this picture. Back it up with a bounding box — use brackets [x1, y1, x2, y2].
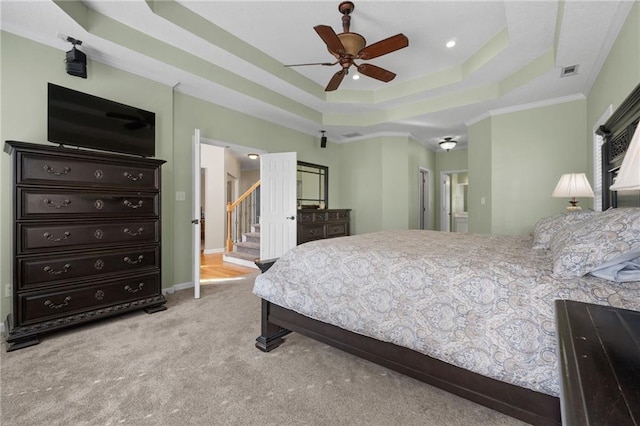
[493, 100, 587, 235]
[337, 135, 436, 234]
[467, 100, 587, 235]
[0, 31, 175, 324]
[586, 1, 640, 182]
[468, 118, 492, 233]
[466, 1, 640, 236]
[408, 137, 437, 230]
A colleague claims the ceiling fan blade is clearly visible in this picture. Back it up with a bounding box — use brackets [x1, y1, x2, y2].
[284, 61, 337, 67]
[356, 63, 396, 82]
[325, 69, 346, 91]
[358, 33, 409, 60]
[314, 25, 345, 55]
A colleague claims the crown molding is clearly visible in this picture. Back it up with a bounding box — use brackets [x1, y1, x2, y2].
[465, 93, 586, 127]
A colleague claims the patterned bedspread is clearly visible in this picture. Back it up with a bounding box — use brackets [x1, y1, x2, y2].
[253, 230, 640, 396]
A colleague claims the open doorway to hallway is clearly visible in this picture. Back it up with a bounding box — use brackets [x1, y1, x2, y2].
[198, 138, 264, 282]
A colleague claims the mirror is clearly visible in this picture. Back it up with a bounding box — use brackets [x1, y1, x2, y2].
[297, 161, 328, 209]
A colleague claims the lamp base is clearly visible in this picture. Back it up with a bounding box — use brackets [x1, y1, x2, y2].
[566, 198, 582, 211]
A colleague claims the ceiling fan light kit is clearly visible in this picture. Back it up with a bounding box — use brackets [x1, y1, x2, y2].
[286, 1, 409, 92]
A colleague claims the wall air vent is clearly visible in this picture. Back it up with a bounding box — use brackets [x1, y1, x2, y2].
[561, 65, 579, 77]
[342, 132, 363, 138]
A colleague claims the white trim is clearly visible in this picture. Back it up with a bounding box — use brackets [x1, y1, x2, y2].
[466, 94, 586, 126]
[162, 281, 194, 295]
[203, 247, 225, 255]
[338, 131, 413, 144]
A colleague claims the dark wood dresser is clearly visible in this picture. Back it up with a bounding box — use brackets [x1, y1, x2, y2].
[4, 141, 167, 351]
[555, 299, 640, 425]
[297, 208, 350, 245]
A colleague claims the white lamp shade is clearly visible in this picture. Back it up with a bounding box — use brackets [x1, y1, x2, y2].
[610, 124, 640, 191]
[552, 173, 595, 198]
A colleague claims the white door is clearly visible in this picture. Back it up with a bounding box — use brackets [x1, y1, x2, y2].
[192, 129, 201, 298]
[260, 152, 297, 260]
[441, 173, 451, 232]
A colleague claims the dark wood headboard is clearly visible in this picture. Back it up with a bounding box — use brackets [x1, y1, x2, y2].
[597, 83, 640, 209]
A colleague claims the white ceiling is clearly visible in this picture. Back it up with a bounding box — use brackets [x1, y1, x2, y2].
[0, 0, 634, 152]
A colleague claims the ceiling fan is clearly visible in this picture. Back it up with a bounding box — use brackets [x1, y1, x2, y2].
[285, 1, 409, 91]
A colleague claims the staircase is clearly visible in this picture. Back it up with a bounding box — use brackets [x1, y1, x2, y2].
[223, 223, 260, 269]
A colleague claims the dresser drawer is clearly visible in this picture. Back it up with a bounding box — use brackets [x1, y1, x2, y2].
[328, 211, 349, 221]
[299, 224, 326, 243]
[18, 189, 159, 219]
[16, 152, 160, 190]
[18, 221, 159, 254]
[327, 223, 347, 237]
[17, 246, 160, 290]
[17, 273, 161, 325]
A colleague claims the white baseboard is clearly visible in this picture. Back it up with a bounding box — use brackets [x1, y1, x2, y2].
[162, 281, 194, 295]
[203, 247, 225, 255]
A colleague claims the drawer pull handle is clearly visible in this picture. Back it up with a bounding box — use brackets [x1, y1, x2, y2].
[43, 198, 71, 209]
[43, 165, 71, 176]
[309, 230, 316, 235]
[44, 296, 71, 309]
[43, 264, 71, 275]
[124, 255, 144, 265]
[123, 227, 144, 236]
[124, 171, 144, 181]
[124, 200, 144, 209]
[43, 231, 71, 242]
[124, 283, 144, 293]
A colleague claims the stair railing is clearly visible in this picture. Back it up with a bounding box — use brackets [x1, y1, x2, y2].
[226, 180, 260, 252]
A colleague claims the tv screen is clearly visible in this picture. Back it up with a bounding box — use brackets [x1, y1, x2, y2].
[48, 83, 155, 157]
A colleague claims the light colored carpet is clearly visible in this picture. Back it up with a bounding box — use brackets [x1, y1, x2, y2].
[1, 273, 525, 425]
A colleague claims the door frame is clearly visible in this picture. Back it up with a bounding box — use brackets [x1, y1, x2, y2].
[418, 167, 431, 230]
[192, 129, 201, 298]
[440, 169, 468, 232]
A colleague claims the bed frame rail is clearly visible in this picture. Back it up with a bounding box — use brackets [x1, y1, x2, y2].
[257, 299, 561, 426]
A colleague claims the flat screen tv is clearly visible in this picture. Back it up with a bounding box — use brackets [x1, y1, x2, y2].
[48, 83, 156, 157]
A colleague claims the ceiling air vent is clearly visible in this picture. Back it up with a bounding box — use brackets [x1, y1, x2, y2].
[561, 65, 579, 77]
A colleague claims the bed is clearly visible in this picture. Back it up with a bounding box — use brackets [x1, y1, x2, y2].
[253, 82, 640, 426]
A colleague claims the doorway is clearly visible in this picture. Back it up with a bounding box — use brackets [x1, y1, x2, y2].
[196, 137, 263, 283]
[419, 168, 431, 230]
[440, 170, 468, 232]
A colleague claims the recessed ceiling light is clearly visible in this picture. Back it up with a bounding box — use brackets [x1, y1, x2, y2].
[352, 74, 360, 80]
[446, 40, 456, 48]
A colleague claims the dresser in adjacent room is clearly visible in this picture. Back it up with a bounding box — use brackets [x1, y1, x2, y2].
[4, 141, 167, 351]
[297, 209, 350, 245]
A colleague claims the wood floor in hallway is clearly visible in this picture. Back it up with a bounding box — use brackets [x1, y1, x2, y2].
[200, 252, 256, 283]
